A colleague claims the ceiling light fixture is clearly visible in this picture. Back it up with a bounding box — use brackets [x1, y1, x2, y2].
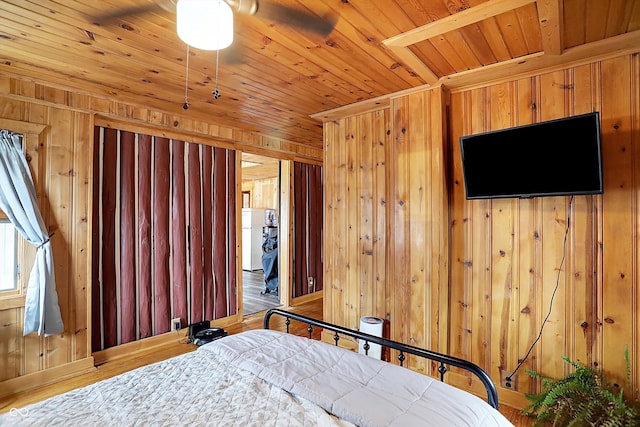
[176, 0, 234, 51]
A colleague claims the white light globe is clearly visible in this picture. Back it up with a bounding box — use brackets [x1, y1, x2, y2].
[176, 0, 234, 50]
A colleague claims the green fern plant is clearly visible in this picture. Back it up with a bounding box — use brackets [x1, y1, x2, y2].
[522, 349, 640, 426]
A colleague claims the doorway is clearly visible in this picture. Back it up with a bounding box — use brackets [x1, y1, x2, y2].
[240, 153, 282, 315]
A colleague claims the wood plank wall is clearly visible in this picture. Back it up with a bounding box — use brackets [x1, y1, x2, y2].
[323, 54, 640, 409]
[0, 94, 93, 385]
[242, 178, 279, 210]
[449, 54, 640, 407]
[324, 83, 449, 366]
[323, 106, 390, 353]
[92, 128, 237, 351]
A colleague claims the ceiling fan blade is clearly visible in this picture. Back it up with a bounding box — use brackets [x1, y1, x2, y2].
[255, 1, 336, 37]
[93, 0, 176, 24]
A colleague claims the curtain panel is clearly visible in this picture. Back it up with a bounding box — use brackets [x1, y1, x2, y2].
[0, 129, 63, 336]
[92, 128, 237, 351]
[293, 162, 323, 298]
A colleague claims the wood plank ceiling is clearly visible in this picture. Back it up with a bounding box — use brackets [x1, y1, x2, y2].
[0, 0, 638, 149]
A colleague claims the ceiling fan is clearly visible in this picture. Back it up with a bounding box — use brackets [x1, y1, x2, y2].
[95, 0, 336, 50]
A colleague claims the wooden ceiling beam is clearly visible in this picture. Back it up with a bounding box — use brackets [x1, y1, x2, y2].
[536, 0, 564, 55]
[381, 46, 439, 85]
[443, 29, 640, 89]
[315, 29, 640, 121]
[382, 0, 537, 48]
[381, 0, 538, 86]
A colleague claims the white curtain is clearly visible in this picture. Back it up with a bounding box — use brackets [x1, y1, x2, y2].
[0, 130, 63, 336]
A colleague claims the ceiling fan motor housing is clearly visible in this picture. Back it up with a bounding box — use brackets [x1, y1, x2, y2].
[226, 0, 259, 15]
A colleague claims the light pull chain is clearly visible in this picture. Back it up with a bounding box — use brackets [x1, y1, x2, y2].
[183, 44, 190, 110]
[184, 44, 221, 107]
[212, 48, 221, 99]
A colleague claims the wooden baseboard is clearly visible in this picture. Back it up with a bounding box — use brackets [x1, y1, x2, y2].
[0, 357, 95, 400]
[494, 386, 531, 410]
[92, 316, 241, 366]
[439, 371, 530, 410]
[93, 330, 190, 366]
[290, 290, 322, 306]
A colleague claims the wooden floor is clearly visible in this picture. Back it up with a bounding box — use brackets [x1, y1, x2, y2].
[242, 269, 280, 315]
[0, 297, 535, 425]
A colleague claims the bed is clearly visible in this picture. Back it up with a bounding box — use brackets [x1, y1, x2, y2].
[2, 309, 513, 426]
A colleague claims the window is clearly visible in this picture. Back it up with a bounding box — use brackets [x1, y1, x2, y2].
[0, 218, 17, 292]
[0, 121, 47, 308]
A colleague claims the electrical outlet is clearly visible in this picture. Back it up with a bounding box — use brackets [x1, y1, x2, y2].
[171, 317, 181, 332]
[500, 369, 517, 391]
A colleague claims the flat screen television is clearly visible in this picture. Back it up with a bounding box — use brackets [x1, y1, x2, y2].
[459, 112, 603, 200]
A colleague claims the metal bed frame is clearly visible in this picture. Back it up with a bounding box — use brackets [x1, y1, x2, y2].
[264, 308, 499, 409]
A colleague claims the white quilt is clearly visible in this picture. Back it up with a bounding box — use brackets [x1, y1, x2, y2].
[202, 330, 514, 427]
[1, 329, 513, 427]
[1, 338, 353, 427]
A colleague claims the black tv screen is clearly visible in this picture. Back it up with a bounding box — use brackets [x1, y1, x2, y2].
[459, 112, 603, 200]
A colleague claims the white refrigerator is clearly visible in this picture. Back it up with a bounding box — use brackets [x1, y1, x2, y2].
[242, 208, 265, 271]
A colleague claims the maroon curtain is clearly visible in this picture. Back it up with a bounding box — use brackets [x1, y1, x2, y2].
[92, 128, 237, 351]
[293, 162, 323, 297]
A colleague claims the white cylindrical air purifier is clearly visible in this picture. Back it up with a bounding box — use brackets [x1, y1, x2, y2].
[358, 316, 383, 359]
